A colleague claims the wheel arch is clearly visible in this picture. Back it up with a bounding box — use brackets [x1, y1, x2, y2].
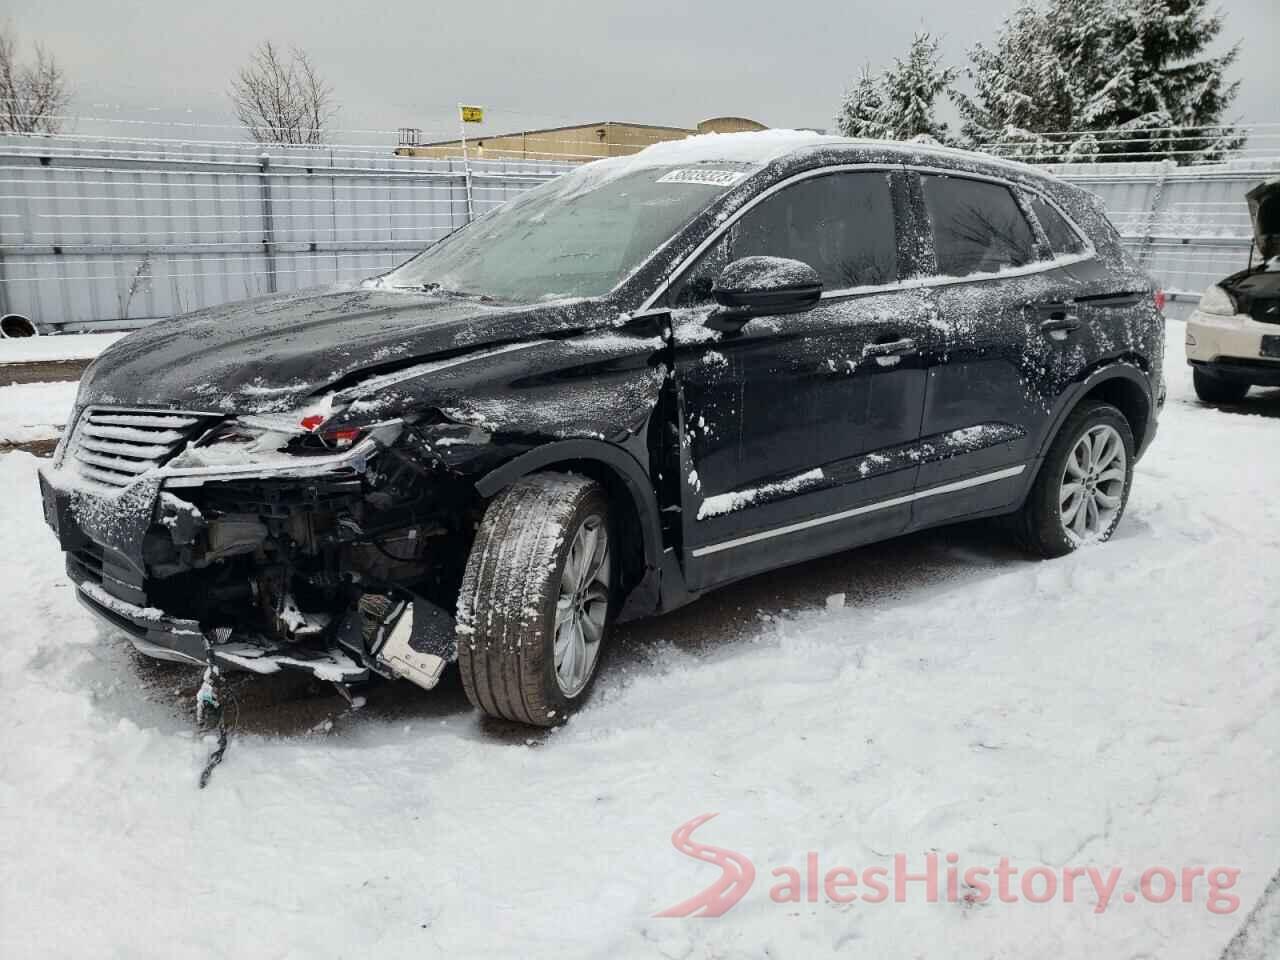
[1037, 361, 1155, 462]
[473, 439, 665, 611]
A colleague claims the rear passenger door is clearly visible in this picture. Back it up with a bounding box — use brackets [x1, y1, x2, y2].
[668, 168, 940, 589]
[909, 171, 1081, 526]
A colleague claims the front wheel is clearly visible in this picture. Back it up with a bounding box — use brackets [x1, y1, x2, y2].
[1012, 402, 1135, 558]
[456, 473, 613, 726]
[1192, 369, 1250, 404]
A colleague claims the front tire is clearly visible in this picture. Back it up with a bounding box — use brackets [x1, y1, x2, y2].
[1012, 402, 1135, 558]
[456, 473, 613, 727]
[1192, 368, 1250, 404]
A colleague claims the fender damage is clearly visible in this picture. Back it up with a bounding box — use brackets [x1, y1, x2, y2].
[39, 290, 671, 687]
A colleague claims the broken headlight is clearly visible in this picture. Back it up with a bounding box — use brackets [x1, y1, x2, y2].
[285, 421, 368, 455]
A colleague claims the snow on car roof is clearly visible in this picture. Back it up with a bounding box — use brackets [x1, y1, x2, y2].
[552, 130, 839, 195]
[571, 128, 1058, 186]
[622, 128, 839, 166]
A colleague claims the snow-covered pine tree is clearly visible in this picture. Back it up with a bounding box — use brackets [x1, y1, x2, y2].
[835, 34, 957, 143]
[880, 33, 959, 142]
[836, 66, 892, 140]
[956, 0, 1242, 163]
[957, 0, 1118, 161]
[1090, 0, 1243, 161]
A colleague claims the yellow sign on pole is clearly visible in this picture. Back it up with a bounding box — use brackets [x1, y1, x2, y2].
[460, 105, 484, 124]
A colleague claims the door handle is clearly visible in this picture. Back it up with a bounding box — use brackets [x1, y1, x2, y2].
[863, 337, 917, 365]
[1039, 315, 1081, 341]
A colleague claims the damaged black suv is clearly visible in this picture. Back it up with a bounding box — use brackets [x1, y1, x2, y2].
[39, 132, 1165, 727]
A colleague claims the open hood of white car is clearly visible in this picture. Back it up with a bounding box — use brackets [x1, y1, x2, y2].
[1247, 178, 1280, 262]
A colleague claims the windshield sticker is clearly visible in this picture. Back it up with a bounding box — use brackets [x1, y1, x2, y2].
[657, 168, 749, 187]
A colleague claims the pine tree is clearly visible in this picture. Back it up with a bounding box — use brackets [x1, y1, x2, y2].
[956, 0, 1242, 163]
[881, 33, 959, 142]
[1093, 0, 1242, 160]
[835, 34, 958, 143]
[835, 66, 891, 140]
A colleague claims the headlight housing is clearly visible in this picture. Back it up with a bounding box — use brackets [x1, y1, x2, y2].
[1198, 283, 1238, 317]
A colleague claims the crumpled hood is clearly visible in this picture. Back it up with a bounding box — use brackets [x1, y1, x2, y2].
[1247, 178, 1279, 262]
[78, 285, 614, 414]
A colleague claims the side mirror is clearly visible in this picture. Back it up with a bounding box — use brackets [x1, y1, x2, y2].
[708, 256, 823, 332]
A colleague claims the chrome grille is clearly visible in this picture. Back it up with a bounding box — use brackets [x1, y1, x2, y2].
[69, 409, 210, 489]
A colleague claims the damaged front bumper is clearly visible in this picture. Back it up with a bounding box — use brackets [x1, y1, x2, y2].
[38, 411, 462, 685]
[73, 576, 370, 681]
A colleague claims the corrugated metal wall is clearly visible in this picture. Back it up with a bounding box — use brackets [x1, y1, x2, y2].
[1, 136, 1275, 330]
[1049, 158, 1280, 319]
[0, 136, 572, 331]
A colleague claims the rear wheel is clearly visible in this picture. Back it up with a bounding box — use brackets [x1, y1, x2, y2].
[456, 473, 613, 726]
[1193, 369, 1250, 404]
[1012, 402, 1135, 558]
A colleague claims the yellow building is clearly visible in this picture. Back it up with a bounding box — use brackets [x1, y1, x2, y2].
[395, 116, 767, 162]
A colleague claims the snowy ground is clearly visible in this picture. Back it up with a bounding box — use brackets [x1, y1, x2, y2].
[1, 319, 1276, 959]
[0, 380, 79, 444]
[0, 332, 125, 364]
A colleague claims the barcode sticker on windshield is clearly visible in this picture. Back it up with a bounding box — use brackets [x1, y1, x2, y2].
[657, 169, 749, 187]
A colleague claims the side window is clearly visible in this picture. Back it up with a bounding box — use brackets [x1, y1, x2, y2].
[670, 171, 898, 306]
[1028, 195, 1086, 257]
[731, 172, 898, 290]
[921, 175, 1038, 277]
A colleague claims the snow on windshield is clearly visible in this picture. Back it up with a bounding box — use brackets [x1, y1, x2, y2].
[383, 131, 833, 303]
[383, 163, 746, 302]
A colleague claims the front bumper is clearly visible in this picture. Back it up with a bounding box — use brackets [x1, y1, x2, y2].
[37, 420, 401, 680]
[1185, 309, 1280, 384]
[71, 573, 368, 680]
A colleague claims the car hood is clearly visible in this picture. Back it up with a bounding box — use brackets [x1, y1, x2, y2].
[1247, 178, 1279, 262]
[78, 285, 617, 414]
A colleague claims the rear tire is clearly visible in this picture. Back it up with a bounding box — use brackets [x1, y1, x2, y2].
[1193, 369, 1250, 404]
[1011, 402, 1135, 558]
[456, 472, 613, 727]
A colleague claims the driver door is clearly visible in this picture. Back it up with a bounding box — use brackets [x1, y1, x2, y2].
[667, 168, 938, 590]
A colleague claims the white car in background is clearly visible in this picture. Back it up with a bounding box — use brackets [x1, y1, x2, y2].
[1185, 179, 1280, 402]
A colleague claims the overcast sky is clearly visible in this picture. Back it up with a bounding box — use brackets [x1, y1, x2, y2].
[7, 0, 1277, 145]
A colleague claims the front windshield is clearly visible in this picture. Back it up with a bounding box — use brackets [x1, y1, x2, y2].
[382, 163, 754, 302]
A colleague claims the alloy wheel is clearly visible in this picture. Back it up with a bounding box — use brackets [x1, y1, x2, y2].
[1058, 424, 1127, 544]
[553, 514, 610, 696]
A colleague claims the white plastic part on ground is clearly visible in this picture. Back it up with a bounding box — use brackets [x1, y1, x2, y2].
[0, 380, 79, 443]
[0, 332, 126, 364]
[0, 320, 1276, 959]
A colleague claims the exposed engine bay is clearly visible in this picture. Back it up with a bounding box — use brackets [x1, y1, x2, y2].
[45, 412, 506, 689]
[148, 445, 473, 648]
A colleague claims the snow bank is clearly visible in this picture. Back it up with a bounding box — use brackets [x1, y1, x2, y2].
[0, 320, 1276, 959]
[0, 380, 78, 443]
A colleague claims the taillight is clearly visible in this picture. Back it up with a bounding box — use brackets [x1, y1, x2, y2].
[1154, 289, 1166, 313]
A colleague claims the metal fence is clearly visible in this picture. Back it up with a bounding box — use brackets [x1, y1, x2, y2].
[0, 134, 1275, 331]
[0, 135, 572, 331]
[1048, 157, 1279, 320]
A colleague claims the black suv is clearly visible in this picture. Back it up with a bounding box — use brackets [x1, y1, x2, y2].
[39, 133, 1165, 726]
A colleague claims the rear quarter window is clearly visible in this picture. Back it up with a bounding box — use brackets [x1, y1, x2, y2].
[1028, 195, 1087, 257]
[921, 175, 1038, 277]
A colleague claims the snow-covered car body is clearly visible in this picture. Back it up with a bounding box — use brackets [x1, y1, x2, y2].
[1185, 179, 1280, 399]
[38, 131, 1164, 690]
